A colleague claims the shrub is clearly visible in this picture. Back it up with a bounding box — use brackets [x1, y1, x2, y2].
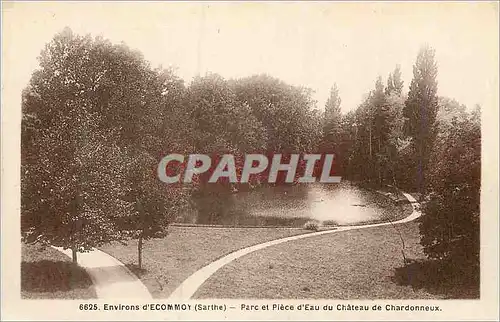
[322, 220, 338, 227]
[304, 221, 320, 231]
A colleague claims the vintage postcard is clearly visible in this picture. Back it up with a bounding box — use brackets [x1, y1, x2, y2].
[1, 1, 499, 321]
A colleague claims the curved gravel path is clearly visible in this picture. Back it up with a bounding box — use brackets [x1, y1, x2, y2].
[51, 246, 152, 299]
[168, 192, 421, 300]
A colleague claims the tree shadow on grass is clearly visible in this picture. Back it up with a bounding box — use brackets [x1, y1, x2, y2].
[125, 264, 148, 277]
[392, 259, 480, 299]
[125, 264, 168, 294]
[21, 260, 93, 293]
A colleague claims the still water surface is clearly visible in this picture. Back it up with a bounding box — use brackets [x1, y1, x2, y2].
[183, 182, 402, 227]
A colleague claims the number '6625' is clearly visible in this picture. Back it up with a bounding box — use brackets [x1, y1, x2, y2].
[79, 304, 98, 310]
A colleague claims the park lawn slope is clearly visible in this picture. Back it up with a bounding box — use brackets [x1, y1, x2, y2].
[21, 243, 97, 299]
[193, 221, 479, 299]
[98, 226, 310, 298]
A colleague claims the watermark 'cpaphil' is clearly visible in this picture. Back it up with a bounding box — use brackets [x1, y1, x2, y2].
[157, 153, 341, 184]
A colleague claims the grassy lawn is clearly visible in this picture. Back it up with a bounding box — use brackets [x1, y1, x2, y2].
[21, 243, 97, 299]
[193, 221, 479, 299]
[98, 226, 310, 298]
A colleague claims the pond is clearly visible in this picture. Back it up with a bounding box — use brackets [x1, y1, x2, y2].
[176, 181, 409, 228]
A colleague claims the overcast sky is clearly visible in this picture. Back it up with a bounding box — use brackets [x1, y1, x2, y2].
[3, 2, 498, 113]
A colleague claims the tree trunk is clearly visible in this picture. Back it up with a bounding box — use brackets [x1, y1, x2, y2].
[388, 150, 398, 187]
[72, 247, 78, 264]
[136, 197, 145, 270]
[138, 233, 143, 269]
[369, 127, 372, 157]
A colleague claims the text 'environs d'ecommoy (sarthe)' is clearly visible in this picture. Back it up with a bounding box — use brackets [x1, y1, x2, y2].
[97, 303, 227, 312]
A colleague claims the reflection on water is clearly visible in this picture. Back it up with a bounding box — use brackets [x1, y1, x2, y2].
[186, 182, 400, 227]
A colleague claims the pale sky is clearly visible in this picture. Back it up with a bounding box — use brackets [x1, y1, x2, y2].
[2, 1, 499, 113]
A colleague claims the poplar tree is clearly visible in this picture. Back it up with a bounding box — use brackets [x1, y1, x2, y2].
[403, 46, 439, 193]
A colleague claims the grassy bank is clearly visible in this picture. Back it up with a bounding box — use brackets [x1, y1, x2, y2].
[21, 243, 97, 299]
[98, 226, 310, 298]
[193, 221, 479, 299]
[334, 182, 414, 226]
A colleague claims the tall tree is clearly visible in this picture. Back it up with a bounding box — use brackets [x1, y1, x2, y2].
[230, 74, 322, 185]
[185, 73, 268, 224]
[323, 83, 342, 151]
[384, 90, 408, 187]
[116, 66, 191, 269]
[21, 28, 132, 262]
[420, 104, 480, 270]
[231, 74, 322, 154]
[21, 28, 191, 267]
[403, 46, 439, 193]
[392, 65, 404, 95]
[340, 71, 407, 187]
[385, 74, 395, 95]
[372, 76, 392, 186]
[386, 65, 404, 96]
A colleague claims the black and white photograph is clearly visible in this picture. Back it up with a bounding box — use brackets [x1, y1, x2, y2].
[1, 1, 498, 321]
